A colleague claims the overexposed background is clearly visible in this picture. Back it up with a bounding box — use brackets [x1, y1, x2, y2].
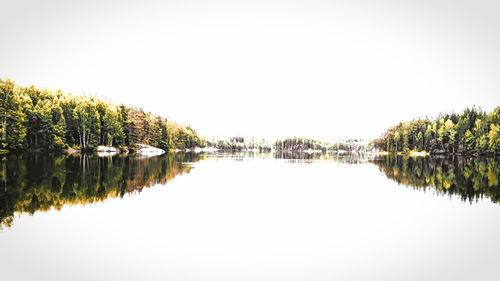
[1, 0, 499, 139]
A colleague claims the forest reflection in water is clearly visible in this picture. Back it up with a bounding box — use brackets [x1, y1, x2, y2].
[371, 155, 500, 205]
[1, 152, 500, 229]
[205, 150, 370, 164]
[0, 153, 200, 228]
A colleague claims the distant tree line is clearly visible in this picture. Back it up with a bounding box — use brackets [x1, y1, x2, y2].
[206, 136, 367, 153]
[205, 137, 274, 151]
[371, 107, 500, 155]
[274, 137, 366, 153]
[0, 78, 204, 152]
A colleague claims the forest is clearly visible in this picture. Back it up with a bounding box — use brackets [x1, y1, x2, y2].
[371, 106, 500, 155]
[3, 78, 499, 156]
[0, 78, 204, 152]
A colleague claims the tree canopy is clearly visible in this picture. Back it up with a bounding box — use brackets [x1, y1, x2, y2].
[0, 78, 204, 152]
[371, 106, 500, 155]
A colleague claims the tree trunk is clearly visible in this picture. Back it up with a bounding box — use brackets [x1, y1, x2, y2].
[82, 129, 86, 148]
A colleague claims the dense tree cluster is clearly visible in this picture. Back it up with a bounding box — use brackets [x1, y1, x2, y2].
[206, 136, 367, 153]
[274, 137, 366, 153]
[274, 137, 326, 151]
[205, 137, 274, 151]
[0, 79, 204, 152]
[371, 107, 500, 155]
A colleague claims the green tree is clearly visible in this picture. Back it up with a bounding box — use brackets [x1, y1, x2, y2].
[489, 124, 500, 153]
[0, 79, 29, 150]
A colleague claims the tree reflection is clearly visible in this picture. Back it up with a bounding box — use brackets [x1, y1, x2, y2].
[0, 153, 201, 228]
[371, 156, 500, 204]
[3, 152, 499, 229]
[274, 151, 369, 164]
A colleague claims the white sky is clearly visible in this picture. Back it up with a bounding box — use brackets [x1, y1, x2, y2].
[1, 0, 499, 140]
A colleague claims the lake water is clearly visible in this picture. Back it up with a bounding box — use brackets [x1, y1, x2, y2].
[1, 152, 500, 281]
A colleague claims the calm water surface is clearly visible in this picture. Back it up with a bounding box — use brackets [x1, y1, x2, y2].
[1, 152, 500, 281]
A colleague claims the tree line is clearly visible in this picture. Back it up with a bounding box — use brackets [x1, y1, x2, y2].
[371, 106, 500, 155]
[205, 137, 274, 151]
[0, 78, 204, 152]
[205, 136, 367, 153]
[274, 137, 366, 153]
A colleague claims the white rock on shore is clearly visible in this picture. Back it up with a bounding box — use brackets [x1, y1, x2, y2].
[96, 146, 120, 157]
[96, 146, 119, 152]
[136, 144, 165, 157]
